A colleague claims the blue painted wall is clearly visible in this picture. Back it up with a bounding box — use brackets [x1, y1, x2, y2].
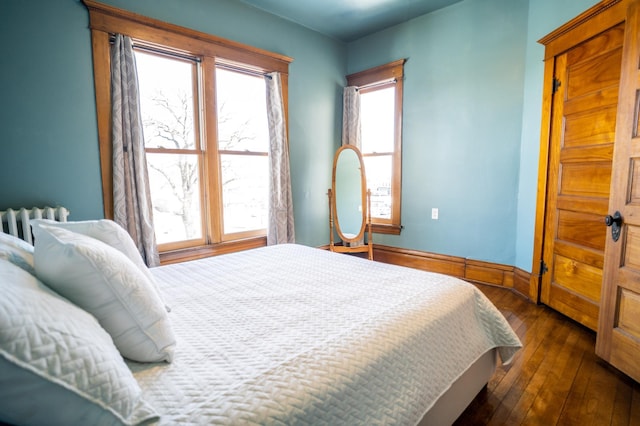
[1, 1, 102, 220]
[347, 0, 529, 266]
[0, 0, 604, 271]
[0, 0, 345, 248]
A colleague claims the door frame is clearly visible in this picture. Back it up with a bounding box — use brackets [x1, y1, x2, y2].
[530, 0, 627, 302]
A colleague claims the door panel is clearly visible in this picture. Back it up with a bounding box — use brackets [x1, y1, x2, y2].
[630, 160, 640, 201]
[554, 240, 604, 269]
[596, 0, 640, 383]
[553, 254, 602, 301]
[541, 22, 624, 331]
[556, 210, 607, 250]
[549, 285, 600, 330]
[566, 48, 623, 99]
[624, 226, 640, 269]
[556, 197, 608, 216]
[563, 107, 618, 147]
[559, 163, 612, 196]
[563, 86, 619, 116]
[618, 289, 640, 339]
[565, 23, 625, 66]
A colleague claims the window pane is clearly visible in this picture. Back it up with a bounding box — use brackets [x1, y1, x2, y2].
[136, 51, 197, 150]
[216, 68, 269, 152]
[363, 155, 392, 219]
[220, 154, 268, 234]
[360, 86, 395, 154]
[147, 153, 203, 244]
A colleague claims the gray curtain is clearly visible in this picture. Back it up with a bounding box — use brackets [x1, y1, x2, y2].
[342, 86, 365, 247]
[111, 34, 160, 266]
[265, 72, 295, 245]
[342, 86, 361, 148]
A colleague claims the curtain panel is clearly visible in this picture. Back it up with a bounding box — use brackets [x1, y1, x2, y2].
[265, 72, 295, 245]
[111, 34, 160, 266]
[342, 86, 361, 148]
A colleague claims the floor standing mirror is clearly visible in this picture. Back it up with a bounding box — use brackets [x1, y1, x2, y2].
[328, 144, 373, 260]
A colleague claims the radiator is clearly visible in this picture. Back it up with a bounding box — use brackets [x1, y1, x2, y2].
[1, 206, 69, 244]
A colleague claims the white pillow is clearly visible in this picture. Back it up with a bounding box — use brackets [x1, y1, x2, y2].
[0, 259, 158, 426]
[33, 224, 176, 363]
[0, 232, 35, 275]
[30, 218, 170, 312]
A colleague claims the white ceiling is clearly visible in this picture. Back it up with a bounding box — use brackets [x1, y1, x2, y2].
[238, 0, 463, 42]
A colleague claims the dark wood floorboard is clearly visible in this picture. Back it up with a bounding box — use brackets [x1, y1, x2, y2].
[453, 284, 640, 426]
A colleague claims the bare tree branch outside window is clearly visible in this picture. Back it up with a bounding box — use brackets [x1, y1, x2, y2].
[136, 50, 269, 242]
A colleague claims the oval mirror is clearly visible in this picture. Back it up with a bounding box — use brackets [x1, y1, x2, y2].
[332, 145, 367, 243]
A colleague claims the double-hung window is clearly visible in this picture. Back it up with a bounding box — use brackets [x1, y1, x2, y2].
[136, 52, 270, 248]
[135, 50, 204, 248]
[86, 1, 292, 262]
[347, 59, 405, 234]
[215, 67, 270, 239]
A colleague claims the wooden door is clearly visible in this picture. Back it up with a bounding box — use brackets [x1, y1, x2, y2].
[596, 0, 640, 383]
[540, 22, 625, 331]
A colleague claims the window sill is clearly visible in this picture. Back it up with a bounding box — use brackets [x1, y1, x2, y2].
[371, 223, 402, 235]
[158, 236, 267, 265]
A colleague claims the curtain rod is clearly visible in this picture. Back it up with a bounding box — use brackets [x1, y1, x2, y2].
[216, 63, 272, 79]
[134, 44, 201, 63]
[356, 78, 397, 91]
[109, 35, 272, 79]
[109, 34, 202, 63]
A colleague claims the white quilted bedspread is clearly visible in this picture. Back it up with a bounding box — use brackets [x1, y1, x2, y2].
[129, 244, 521, 425]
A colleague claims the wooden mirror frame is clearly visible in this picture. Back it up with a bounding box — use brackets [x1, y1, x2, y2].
[328, 145, 373, 260]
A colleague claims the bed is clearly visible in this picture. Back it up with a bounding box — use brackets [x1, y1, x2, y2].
[0, 210, 521, 425]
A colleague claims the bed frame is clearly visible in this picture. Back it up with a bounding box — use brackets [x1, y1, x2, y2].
[1, 205, 496, 425]
[419, 349, 496, 425]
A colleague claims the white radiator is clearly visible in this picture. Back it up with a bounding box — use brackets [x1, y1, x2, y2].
[1, 206, 69, 244]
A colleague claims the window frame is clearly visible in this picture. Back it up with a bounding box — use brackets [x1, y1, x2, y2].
[214, 64, 271, 242]
[135, 49, 206, 251]
[346, 59, 405, 235]
[85, 0, 292, 263]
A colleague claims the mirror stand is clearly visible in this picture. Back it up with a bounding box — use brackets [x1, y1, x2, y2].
[327, 188, 373, 260]
[327, 144, 373, 260]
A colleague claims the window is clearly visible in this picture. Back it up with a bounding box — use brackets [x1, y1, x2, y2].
[135, 52, 271, 249]
[215, 68, 269, 238]
[361, 84, 395, 220]
[136, 51, 204, 247]
[347, 60, 405, 234]
[86, 1, 292, 262]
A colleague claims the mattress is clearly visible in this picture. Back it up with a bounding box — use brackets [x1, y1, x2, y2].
[129, 244, 521, 425]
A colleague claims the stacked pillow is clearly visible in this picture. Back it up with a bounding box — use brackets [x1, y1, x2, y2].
[30, 220, 175, 363]
[0, 220, 176, 424]
[30, 219, 170, 313]
[0, 258, 159, 425]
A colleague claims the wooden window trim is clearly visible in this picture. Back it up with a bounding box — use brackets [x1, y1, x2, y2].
[84, 0, 292, 261]
[139, 50, 207, 252]
[160, 236, 268, 265]
[346, 59, 406, 235]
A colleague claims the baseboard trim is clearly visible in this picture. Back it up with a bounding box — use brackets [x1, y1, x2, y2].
[372, 244, 532, 300]
[317, 243, 532, 300]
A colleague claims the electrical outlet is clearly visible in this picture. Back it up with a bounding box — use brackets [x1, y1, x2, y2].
[431, 208, 439, 220]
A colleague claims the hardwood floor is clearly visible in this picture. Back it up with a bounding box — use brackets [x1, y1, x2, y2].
[454, 284, 640, 426]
